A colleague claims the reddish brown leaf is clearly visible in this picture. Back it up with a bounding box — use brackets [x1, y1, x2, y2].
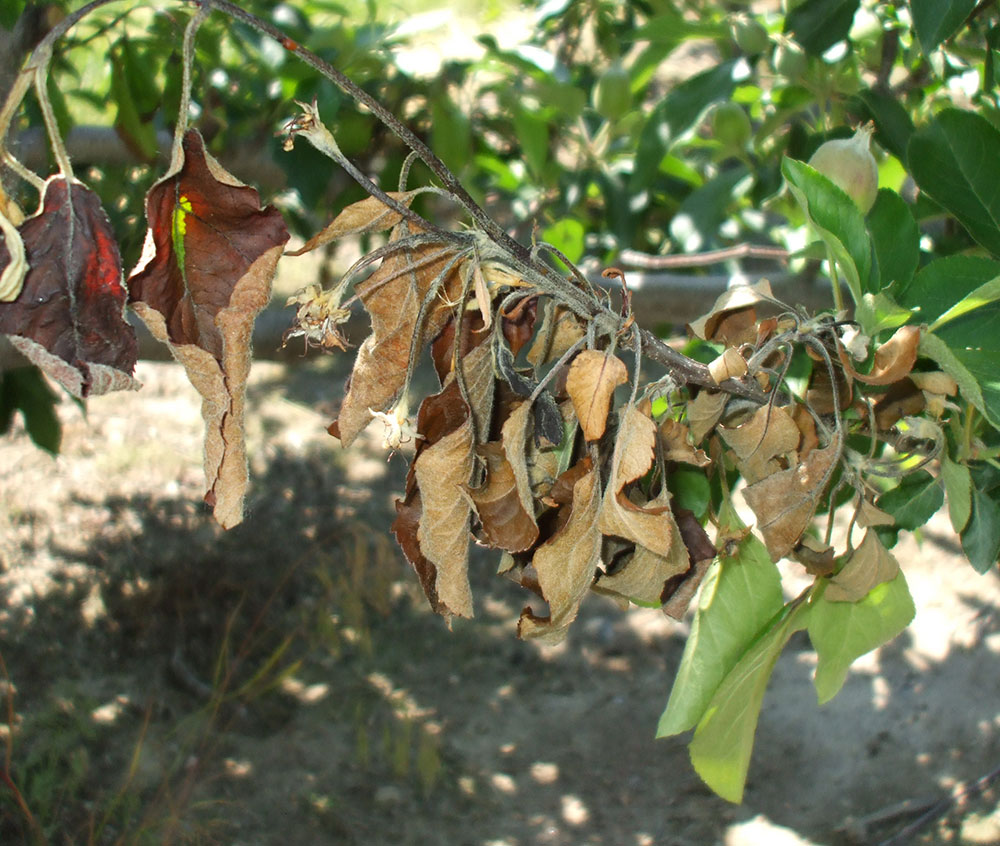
[127, 130, 290, 528]
[0, 177, 138, 397]
[468, 442, 539, 552]
[501, 295, 538, 357]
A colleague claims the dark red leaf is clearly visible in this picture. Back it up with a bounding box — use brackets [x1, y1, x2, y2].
[0, 177, 137, 397]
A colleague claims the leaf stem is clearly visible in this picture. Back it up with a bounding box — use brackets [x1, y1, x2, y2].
[826, 244, 844, 313]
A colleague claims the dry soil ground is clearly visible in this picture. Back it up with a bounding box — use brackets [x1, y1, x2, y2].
[1, 354, 999, 846]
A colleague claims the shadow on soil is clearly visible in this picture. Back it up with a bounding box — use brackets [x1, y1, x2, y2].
[2, 437, 999, 846]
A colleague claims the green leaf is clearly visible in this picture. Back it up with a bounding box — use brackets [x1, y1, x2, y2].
[657, 520, 784, 737]
[908, 110, 1000, 257]
[541, 218, 585, 266]
[918, 331, 999, 428]
[431, 95, 471, 174]
[110, 48, 159, 162]
[929, 275, 1000, 331]
[909, 0, 976, 54]
[513, 107, 549, 178]
[854, 292, 914, 337]
[876, 470, 943, 531]
[0, 0, 25, 30]
[808, 570, 915, 704]
[941, 453, 973, 533]
[631, 61, 742, 193]
[853, 88, 915, 162]
[961, 488, 1000, 573]
[932, 304, 1000, 427]
[668, 165, 751, 252]
[895, 256, 1000, 326]
[867, 189, 919, 292]
[688, 599, 810, 803]
[0, 367, 61, 454]
[785, 0, 860, 55]
[782, 157, 872, 303]
[666, 467, 711, 522]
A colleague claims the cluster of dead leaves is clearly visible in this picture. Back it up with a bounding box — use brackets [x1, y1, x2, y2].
[0, 129, 289, 528]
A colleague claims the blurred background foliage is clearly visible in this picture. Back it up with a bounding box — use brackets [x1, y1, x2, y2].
[1, 0, 999, 445]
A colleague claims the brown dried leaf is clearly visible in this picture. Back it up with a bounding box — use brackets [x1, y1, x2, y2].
[613, 405, 657, 486]
[718, 405, 800, 484]
[469, 442, 539, 553]
[687, 390, 727, 443]
[415, 411, 476, 618]
[793, 534, 836, 577]
[687, 280, 774, 341]
[858, 499, 895, 528]
[500, 295, 538, 357]
[708, 347, 748, 384]
[286, 192, 415, 256]
[333, 224, 464, 446]
[660, 419, 710, 467]
[594, 538, 690, 607]
[825, 530, 899, 602]
[840, 325, 920, 386]
[518, 469, 602, 643]
[873, 378, 925, 430]
[742, 440, 841, 561]
[566, 349, 628, 441]
[526, 304, 585, 367]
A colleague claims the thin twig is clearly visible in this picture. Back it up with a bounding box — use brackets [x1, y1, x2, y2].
[618, 244, 789, 269]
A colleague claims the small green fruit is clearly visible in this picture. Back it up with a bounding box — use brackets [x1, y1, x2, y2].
[808, 123, 879, 213]
[711, 102, 752, 150]
[592, 63, 632, 121]
[772, 37, 807, 80]
[730, 14, 770, 55]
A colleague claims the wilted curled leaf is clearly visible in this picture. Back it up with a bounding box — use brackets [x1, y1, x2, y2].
[839, 324, 920, 385]
[708, 347, 748, 384]
[286, 191, 416, 256]
[718, 405, 800, 484]
[594, 539, 690, 607]
[566, 349, 628, 441]
[825, 530, 899, 602]
[660, 419, 710, 467]
[128, 130, 289, 528]
[687, 389, 728, 443]
[468, 442, 539, 553]
[687, 280, 774, 341]
[0, 176, 138, 397]
[526, 303, 585, 367]
[331, 223, 464, 446]
[742, 440, 841, 561]
[518, 467, 602, 644]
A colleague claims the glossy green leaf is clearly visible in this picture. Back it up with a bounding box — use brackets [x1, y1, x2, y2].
[941, 453, 973, 534]
[0, 367, 61, 454]
[688, 600, 809, 803]
[909, 0, 976, 54]
[784, 0, 860, 55]
[961, 488, 1000, 573]
[854, 88, 915, 162]
[930, 275, 1000, 331]
[513, 107, 549, 178]
[808, 570, 915, 704]
[908, 110, 1000, 257]
[918, 331, 1000, 428]
[666, 467, 711, 522]
[782, 157, 872, 303]
[657, 517, 784, 737]
[855, 291, 914, 337]
[631, 61, 742, 192]
[867, 189, 919, 292]
[110, 49, 159, 162]
[430, 95, 471, 174]
[933, 303, 1000, 428]
[876, 470, 943, 531]
[895, 256, 1000, 326]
